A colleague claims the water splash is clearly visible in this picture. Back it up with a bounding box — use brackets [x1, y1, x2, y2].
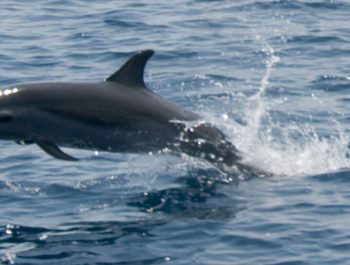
[241, 45, 349, 176]
[208, 43, 350, 177]
[241, 44, 281, 151]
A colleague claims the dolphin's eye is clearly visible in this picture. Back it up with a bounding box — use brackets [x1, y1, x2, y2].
[0, 112, 13, 122]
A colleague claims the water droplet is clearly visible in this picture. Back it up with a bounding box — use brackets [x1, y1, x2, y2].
[222, 113, 228, 120]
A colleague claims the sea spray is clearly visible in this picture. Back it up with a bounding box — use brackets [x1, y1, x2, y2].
[200, 43, 350, 177]
[234, 44, 350, 177]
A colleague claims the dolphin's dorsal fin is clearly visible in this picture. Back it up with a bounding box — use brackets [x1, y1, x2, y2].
[36, 140, 79, 161]
[106, 49, 154, 88]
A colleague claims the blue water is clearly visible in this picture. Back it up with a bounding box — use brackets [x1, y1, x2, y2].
[1, 0, 350, 264]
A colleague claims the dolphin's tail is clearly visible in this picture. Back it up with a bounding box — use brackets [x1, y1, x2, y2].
[178, 123, 241, 165]
[177, 122, 269, 177]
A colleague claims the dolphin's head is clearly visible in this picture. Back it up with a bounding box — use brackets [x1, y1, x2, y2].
[0, 111, 21, 141]
[0, 109, 15, 139]
[0, 109, 23, 141]
[0, 87, 33, 141]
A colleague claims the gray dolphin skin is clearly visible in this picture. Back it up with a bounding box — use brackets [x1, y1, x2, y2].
[0, 50, 258, 173]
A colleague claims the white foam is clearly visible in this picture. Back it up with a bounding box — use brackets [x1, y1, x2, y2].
[201, 43, 350, 177]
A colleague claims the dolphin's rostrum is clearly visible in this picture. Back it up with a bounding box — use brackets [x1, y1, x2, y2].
[0, 50, 258, 174]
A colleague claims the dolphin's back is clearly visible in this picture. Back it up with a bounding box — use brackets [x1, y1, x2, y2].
[0, 50, 251, 172]
[11, 81, 198, 126]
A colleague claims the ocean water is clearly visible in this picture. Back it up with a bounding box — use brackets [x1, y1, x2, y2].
[1, 0, 350, 264]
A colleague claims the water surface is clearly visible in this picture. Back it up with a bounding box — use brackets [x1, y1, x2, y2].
[1, 1, 350, 264]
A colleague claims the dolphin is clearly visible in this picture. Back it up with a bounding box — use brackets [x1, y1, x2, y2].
[0, 50, 259, 174]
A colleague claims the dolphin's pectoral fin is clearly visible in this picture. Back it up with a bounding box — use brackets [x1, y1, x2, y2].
[106, 49, 154, 88]
[36, 140, 79, 161]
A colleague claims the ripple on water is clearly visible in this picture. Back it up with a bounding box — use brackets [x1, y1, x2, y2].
[1, 0, 350, 264]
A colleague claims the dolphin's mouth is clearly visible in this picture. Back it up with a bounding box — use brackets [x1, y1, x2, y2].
[0, 111, 13, 123]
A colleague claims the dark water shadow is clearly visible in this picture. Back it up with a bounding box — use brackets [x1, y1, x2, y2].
[127, 167, 247, 221]
[0, 167, 255, 264]
[307, 168, 350, 183]
[0, 220, 169, 265]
